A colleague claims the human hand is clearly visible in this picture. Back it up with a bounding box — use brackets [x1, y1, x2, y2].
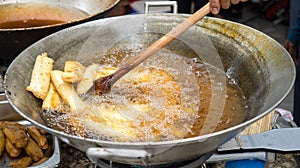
[209, 0, 248, 15]
[284, 40, 299, 65]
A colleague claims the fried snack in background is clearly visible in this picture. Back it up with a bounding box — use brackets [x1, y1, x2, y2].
[27, 126, 49, 149]
[26, 53, 54, 100]
[0, 122, 52, 167]
[5, 138, 21, 157]
[36, 127, 48, 135]
[0, 121, 26, 131]
[62, 61, 85, 83]
[3, 126, 28, 148]
[0, 130, 5, 157]
[24, 137, 44, 162]
[9, 156, 33, 168]
[43, 144, 53, 158]
[31, 157, 49, 166]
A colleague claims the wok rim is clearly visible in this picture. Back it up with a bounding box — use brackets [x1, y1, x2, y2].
[4, 13, 296, 147]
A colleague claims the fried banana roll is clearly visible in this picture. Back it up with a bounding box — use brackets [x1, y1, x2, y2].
[0, 130, 5, 157]
[26, 53, 54, 100]
[0, 121, 26, 131]
[27, 126, 48, 150]
[5, 138, 21, 158]
[3, 126, 29, 148]
[51, 70, 86, 112]
[9, 157, 33, 168]
[31, 157, 49, 166]
[42, 83, 63, 111]
[24, 138, 44, 162]
[62, 61, 85, 83]
[76, 64, 99, 95]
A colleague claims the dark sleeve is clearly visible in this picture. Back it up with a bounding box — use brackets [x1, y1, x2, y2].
[288, 12, 300, 46]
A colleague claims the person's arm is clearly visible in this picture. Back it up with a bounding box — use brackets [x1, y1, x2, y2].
[209, 0, 248, 14]
[288, 14, 300, 47]
[284, 13, 300, 64]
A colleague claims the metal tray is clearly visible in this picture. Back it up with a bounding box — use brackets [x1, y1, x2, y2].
[0, 93, 24, 121]
[0, 120, 61, 168]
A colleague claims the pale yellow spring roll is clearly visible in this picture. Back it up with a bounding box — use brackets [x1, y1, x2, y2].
[42, 83, 62, 111]
[26, 53, 54, 100]
[62, 61, 85, 83]
[51, 70, 85, 112]
[76, 64, 98, 95]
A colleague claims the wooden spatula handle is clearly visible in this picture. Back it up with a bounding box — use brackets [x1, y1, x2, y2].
[95, 3, 211, 95]
[131, 3, 211, 65]
[114, 3, 210, 80]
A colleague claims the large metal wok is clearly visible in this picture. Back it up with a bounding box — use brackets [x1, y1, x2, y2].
[0, 0, 120, 65]
[4, 14, 295, 165]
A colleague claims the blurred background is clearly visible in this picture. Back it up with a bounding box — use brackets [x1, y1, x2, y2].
[1, 0, 298, 167]
[108, 0, 292, 111]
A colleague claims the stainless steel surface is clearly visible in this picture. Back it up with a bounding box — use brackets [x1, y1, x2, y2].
[87, 148, 149, 164]
[144, 1, 178, 14]
[130, 0, 172, 14]
[217, 109, 299, 153]
[217, 128, 300, 152]
[0, 0, 120, 64]
[207, 152, 275, 162]
[0, 93, 23, 121]
[4, 14, 295, 165]
[238, 128, 300, 152]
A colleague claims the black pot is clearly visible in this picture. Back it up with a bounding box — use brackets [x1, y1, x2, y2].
[0, 0, 120, 65]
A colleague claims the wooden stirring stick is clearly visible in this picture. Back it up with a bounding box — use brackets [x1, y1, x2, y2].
[94, 3, 211, 95]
